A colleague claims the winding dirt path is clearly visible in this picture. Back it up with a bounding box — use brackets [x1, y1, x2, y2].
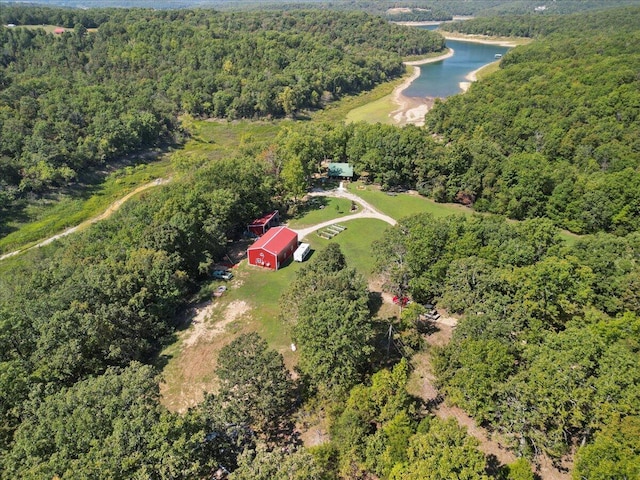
[291, 186, 396, 240]
[0, 178, 170, 261]
[392, 297, 570, 479]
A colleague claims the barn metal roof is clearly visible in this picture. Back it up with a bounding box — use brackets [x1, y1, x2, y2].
[249, 210, 279, 227]
[247, 226, 298, 256]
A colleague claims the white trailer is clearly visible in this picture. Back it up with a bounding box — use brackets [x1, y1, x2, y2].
[293, 243, 311, 262]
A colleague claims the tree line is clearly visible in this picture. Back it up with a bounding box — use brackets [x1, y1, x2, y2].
[374, 213, 640, 477]
[260, 7, 640, 236]
[0, 6, 444, 214]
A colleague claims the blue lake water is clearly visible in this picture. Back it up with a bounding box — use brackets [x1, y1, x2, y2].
[403, 32, 510, 98]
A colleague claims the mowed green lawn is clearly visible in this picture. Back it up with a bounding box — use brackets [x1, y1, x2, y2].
[348, 183, 471, 221]
[303, 218, 391, 276]
[287, 196, 355, 228]
[347, 182, 580, 244]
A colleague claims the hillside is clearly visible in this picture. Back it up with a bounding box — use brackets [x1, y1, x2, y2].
[424, 8, 640, 234]
[1, 4, 639, 480]
[0, 8, 443, 233]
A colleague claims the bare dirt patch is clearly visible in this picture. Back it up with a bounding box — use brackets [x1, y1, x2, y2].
[387, 7, 412, 14]
[298, 416, 331, 448]
[160, 299, 252, 412]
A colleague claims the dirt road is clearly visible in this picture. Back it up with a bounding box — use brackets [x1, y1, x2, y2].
[292, 186, 396, 240]
[0, 178, 169, 261]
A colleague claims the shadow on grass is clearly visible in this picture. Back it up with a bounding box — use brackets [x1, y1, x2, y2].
[368, 291, 383, 316]
[0, 200, 30, 238]
[287, 196, 330, 221]
[418, 319, 440, 336]
[369, 317, 405, 372]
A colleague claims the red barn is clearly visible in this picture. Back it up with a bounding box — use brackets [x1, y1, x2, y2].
[247, 226, 298, 270]
[248, 210, 279, 236]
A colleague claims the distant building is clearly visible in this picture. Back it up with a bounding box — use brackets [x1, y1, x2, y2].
[54, 27, 66, 34]
[247, 226, 298, 270]
[247, 210, 279, 236]
[327, 163, 354, 180]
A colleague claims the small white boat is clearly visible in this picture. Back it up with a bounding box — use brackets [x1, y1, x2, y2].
[494, 53, 503, 59]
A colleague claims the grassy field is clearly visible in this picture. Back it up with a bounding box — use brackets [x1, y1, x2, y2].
[345, 94, 397, 124]
[1, 120, 282, 256]
[347, 182, 581, 244]
[348, 183, 471, 221]
[287, 196, 355, 228]
[0, 157, 173, 254]
[475, 60, 502, 80]
[305, 218, 391, 276]
[160, 216, 389, 411]
[12, 24, 66, 33]
[312, 75, 404, 124]
[179, 118, 282, 161]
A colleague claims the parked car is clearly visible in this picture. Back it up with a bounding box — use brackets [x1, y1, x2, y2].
[213, 286, 227, 297]
[212, 270, 233, 280]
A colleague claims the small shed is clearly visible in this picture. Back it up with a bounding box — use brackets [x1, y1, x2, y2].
[248, 210, 279, 236]
[328, 163, 354, 180]
[54, 27, 66, 34]
[248, 226, 298, 270]
[293, 243, 311, 262]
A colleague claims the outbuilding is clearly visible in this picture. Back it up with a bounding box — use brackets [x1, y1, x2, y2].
[248, 210, 279, 236]
[247, 226, 298, 270]
[293, 243, 311, 262]
[327, 163, 354, 180]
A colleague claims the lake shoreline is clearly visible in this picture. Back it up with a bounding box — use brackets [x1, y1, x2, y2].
[390, 33, 514, 125]
[390, 49, 454, 126]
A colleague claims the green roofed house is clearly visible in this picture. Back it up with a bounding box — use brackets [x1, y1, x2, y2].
[327, 163, 354, 180]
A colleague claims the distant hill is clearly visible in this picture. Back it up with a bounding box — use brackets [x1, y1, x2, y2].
[4, 0, 640, 14]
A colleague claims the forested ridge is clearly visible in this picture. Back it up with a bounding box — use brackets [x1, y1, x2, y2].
[1, 4, 640, 479]
[0, 7, 443, 214]
[5, 0, 640, 15]
[425, 7, 640, 234]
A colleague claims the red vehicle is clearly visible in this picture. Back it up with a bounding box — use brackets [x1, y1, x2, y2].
[392, 296, 410, 306]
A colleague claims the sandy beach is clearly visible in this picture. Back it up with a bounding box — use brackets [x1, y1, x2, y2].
[459, 62, 489, 92]
[389, 49, 453, 126]
[389, 32, 517, 125]
[442, 33, 519, 47]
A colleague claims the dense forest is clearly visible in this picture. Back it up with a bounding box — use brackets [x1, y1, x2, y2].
[374, 214, 640, 477]
[6, 0, 640, 15]
[0, 7, 443, 218]
[0, 153, 279, 476]
[426, 7, 640, 234]
[1, 3, 640, 479]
